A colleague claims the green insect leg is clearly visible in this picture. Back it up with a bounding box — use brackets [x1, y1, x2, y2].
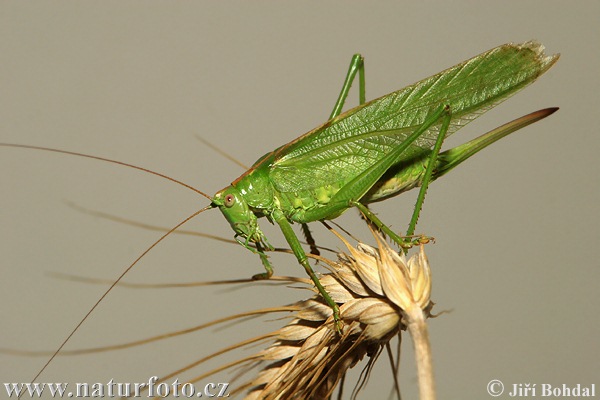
[252, 242, 274, 280]
[304, 105, 450, 224]
[348, 106, 451, 250]
[272, 209, 341, 330]
[406, 106, 452, 238]
[354, 202, 405, 242]
[235, 235, 274, 280]
[304, 54, 366, 260]
[329, 54, 365, 120]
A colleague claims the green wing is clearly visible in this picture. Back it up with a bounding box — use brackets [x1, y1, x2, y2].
[270, 41, 557, 195]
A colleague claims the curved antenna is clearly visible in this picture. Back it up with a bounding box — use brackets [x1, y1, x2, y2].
[24, 205, 213, 392]
[195, 135, 248, 170]
[0, 143, 213, 201]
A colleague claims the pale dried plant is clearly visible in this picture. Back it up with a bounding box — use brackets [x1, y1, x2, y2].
[189, 229, 436, 400]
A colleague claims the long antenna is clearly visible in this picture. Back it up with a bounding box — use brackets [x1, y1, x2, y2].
[0, 143, 213, 201]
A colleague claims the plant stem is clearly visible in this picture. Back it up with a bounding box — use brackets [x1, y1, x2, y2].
[405, 306, 436, 400]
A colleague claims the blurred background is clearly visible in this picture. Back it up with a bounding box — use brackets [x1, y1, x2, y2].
[1, 1, 598, 398]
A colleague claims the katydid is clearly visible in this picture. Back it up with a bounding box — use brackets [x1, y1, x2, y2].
[212, 41, 558, 324]
[2, 41, 558, 335]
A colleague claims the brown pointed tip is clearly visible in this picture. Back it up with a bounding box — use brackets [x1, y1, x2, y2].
[536, 107, 559, 119]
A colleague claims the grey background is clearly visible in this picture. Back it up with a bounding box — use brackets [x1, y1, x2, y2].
[1, 1, 598, 399]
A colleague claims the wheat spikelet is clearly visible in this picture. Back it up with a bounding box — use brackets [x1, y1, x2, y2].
[239, 231, 434, 399]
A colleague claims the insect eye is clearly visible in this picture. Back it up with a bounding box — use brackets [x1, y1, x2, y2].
[224, 194, 235, 208]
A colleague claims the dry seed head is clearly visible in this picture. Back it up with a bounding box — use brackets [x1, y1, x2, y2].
[243, 232, 433, 399]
